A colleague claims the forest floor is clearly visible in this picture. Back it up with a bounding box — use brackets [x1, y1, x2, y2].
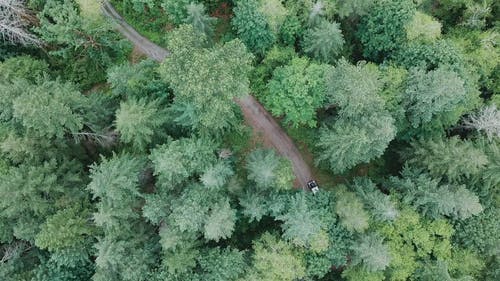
[101, 1, 314, 189]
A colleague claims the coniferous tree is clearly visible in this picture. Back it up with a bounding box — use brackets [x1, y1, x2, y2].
[404, 137, 489, 181]
[115, 98, 166, 151]
[232, 0, 276, 55]
[351, 234, 391, 271]
[184, 2, 216, 40]
[353, 178, 398, 222]
[303, 19, 344, 63]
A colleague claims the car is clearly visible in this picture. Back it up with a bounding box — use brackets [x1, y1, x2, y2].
[307, 180, 319, 194]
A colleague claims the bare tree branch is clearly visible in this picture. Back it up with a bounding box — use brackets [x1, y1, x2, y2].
[0, 0, 41, 46]
[464, 105, 500, 140]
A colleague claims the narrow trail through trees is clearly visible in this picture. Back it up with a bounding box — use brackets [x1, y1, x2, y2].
[102, 1, 313, 189]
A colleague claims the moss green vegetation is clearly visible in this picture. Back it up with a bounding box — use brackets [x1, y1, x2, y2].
[0, 0, 499, 280]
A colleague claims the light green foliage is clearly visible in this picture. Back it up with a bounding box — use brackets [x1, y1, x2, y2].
[245, 232, 306, 281]
[184, 2, 216, 39]
[0, 56, 49, 82]
[159, 225, 199, 274]
[239, 191, 269, 222]
[149, 137, 216, 188]
[351, 234, 391, 271]
[258, 0, 288, 33]
[35, 207, 93, 252]
[450, 30, 499, 93]
[461, 1, 492, 29]
[357, 0, 416, 61]
[405, 11, 442, 42]
[376, 208, 454, 280]
[353, 178, 398, 222]
[390, 169, 483, 220]
[161, 0, 191, 25]
[168, 185, 236, 241]
[303, 20, 344, 63]
[161, 25, 253, 134]
[317, 60, 396, 173]
[404, 66, 468, 129]
[250, 45, 297, 97]
[405, 137, 489, 181]
[200, 161, 234, 189]
[277, 193, 326, 248]
[232, 0, 276, 55]
[203, 199, 236, 242]
[93, 228, 157, 281]
[10, 79, 85, 139]
[342, 265, 385, 281]
[448, 249, 485, 279]
[415, 260, 472, 281]
[87, 154, 144, 232]
[36, 0, 129, 88]
[264, 57, 329, 127]
[335, 185, 370, 233]
[115, 99, 166, 150]
[326, 60, 384, 117]
[197, 247, 247, 281]
[378, 65, 409, 132]
[245, 148, 294, 190]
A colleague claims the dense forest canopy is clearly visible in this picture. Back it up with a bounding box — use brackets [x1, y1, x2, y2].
[0, 0, 499, 280]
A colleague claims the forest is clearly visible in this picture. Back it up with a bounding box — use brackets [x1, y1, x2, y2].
[0, 0, 499, 280]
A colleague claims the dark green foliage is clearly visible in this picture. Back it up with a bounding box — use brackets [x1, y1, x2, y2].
[389, 169, 483, 220]
[36, 0, 130, 88]
[232, 0, 276, 55]
[404, 137, 489, 181]
[453, 207, 500, 255]
[357, 0, 416, 61]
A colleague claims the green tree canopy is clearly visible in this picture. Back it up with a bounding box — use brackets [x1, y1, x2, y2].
[264, 57, 329, 127]
[160, 25, 253, 135]
[232, 0, 276, 56]
[302, 19, 344, 63]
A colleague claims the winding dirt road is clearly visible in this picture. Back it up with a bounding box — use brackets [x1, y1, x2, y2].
[101, 1, 313, 189]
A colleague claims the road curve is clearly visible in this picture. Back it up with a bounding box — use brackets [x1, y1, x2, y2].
[101, 1, 313, 189]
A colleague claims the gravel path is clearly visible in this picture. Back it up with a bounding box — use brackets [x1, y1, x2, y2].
[102, 1, 313, 189]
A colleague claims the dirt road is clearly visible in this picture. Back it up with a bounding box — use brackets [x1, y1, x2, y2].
[101, 2, 313, 189]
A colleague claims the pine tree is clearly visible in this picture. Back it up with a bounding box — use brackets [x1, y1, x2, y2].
[405, 137, 489, 181]
[115, 98, 166, 151]
[351, 234, 391, 272]
[353, 178, 398, 222]
[335, 185, 370, 233]
[303, 19, 344, 63]
[184, 2, 216, 40]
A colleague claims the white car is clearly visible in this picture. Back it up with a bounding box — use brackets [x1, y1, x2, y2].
[307, 180, 319, 194]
